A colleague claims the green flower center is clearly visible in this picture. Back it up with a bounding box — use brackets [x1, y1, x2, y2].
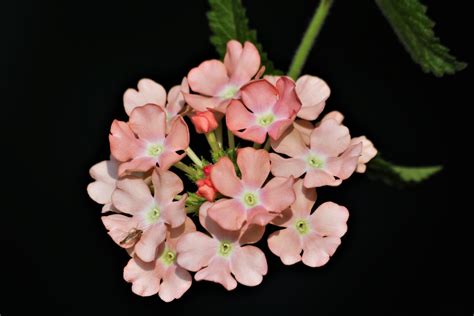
[243, 192, 258, 207]
[146, 206, 161, 224]
[161, 249, 176, 266]
[295, 219, 310, 235]
[307, 154, 324, 168]
[220, 86, 239, 99]
[257, 113, 275, 127]
[147, 144, 163, 157]
[218, 241, 233, 257]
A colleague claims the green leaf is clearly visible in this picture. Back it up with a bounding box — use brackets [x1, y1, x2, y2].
[367, 155, 442, 187]
[185, 192, 207, 215]
[207, 0, 281, 74]
[375, 0, 466, 76]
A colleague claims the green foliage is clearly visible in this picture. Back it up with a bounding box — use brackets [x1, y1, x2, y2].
[375, 0, 466, 76]
[207, 0, 281, 74]
[367, 155, 442, 187]
[185, 192, 207, 215]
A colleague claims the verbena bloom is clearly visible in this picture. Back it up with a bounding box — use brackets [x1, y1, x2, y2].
[123, 217, 195, 302]
[184, 40, 260, 114]
[293, 111, 345, 145]
[109, 104, 189, 175]
[103, 167, 187, 262]
[271, 119, 362, 187]
[87, 157, 119, 213]
[176, 203, 267, 290]
[196, 165, 218, 202]
[226, 77, 302, 144]
[351, 136, 377, 173]
[208, 147, 295, 230]
[268, 179, 349, 267]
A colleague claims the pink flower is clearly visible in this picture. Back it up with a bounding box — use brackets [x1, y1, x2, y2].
[102, 167, 187, 262]
[109, 104, 189, 176]
[87, 157, 119, 213]
[196, 165, 218, 202]
[270, 119, 362, 187]
[184, 40, 261, 114]
[123, 217, 196, 302]
[268, 179, 349, 267]
[188, 110, 219, 134]
[176, 203, 267, 290]
[293, 111, 345, 145]
[351, 136, 377, 173]
[226, 77, 302, 144]
[208, 147, 295, 230]
[123, 78, 189, 123]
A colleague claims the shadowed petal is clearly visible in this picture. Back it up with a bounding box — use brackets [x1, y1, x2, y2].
[303, 169, 341, 188]
[273, 77, 301, 118]
[295, 75, 330, 120]
[210, 157, 243, 197]
[291, 179, 316, 219]
[310, 119, 350, 157]
[176, 231, 218, 271]
[158, 265, 192, 302]
[109, 120, 145, 162]
[188, 59, 229, 96]
[270, 154, 306, 178]
[129, 104, 166, 143]
[271, 125, 308, 157]
[208, 198, 246, 231]
[237, 148, 270, 189]
[135, 224, 167, 262]
[152, 167, 184, 204]
[112, 177, 154, 214]
[260, 176, 295, 213]
[240, 79, 278, 113]
[195, 256, 237, 291]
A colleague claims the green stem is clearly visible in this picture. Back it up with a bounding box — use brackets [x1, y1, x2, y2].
[287, 0, 334, 79]
[227, 129, 235, 150]
[185, 147, 203, 167]
[215, 124, 223, 149]
[205, 131, 221, 153]
[253, 142, 262, 149]
[263, 138, 272, 151]
[174, 161, 195, 176]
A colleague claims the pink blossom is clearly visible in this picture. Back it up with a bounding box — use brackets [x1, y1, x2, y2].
[188, 110, 219, 134]
[270, 119, 362, 187]
[123, 217, 195, 302]
[351, 136, 377, 173]
[208, 147, 295, 230]
[109, 104, 189, 176]
[226, 77, 302, 144]
[102, 167, 187, 262]
[176, 203, 267, 290]
[87, 157, 119, 213]
[293, 111, 345, 145]
[268, 179, 349, 267]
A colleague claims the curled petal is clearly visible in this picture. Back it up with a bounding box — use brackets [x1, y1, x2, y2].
[260, 176, 295, 213]
[321, 111, 344, 124]
[302, 235, 341, 267]
[165, 116, 190, 152]
[273, 77, 301, 118]
[158, 265, 192, 302]
[270, 154, 306, 178]
[109, 120, 145, 162]
[267, 228, 302, 265]
[310, 119, 350, 157]
[123, 78, 167, 116]
[135, 224, 167, 262]
[240, 79, 278, 113]
[326, 142, 362, 180]
[118, 157, 156, 175]
[123, 256, 163, 296]
[293, 119, 313, 145]
[270, 125, 308, 157]
[351, 136, 377, 173]
[225, 40, 261, 85]
[295, 75, 330, 120]
[112, 177, 153, 214]
[208, 198, 246, 231]
[303, 169, 341, 188]
[188, 59, 229, 96]
[230, 246, 267, 287]
[87, 159, 119, 204]
[152, 168, 183, 205]
[195, 257, 237, 291]
[210, 157, 243, 197]
[290, 179, 316, 220]
[237, 147, 270, 189]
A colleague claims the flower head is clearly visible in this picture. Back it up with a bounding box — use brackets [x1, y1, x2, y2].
[268, 180, 349, 267]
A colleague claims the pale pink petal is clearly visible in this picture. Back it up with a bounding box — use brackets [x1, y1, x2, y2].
[270, 126, 308, 157]
[255, 65, 265, 79]
[112, 177, 154, 214]
[161, 196, 187, 228]
[166, 77, 188, 117]
[225, 40, 260, 85]
[210, 157, 243, 197]
[267, 228, 302, 265]
[237, 147, 270, 189]
[233, 125, 268, 144]
[182, 93, 228, 112]
[302, 235, 341, 267]
[273, 77, 301, 118]
[260, 176, 295, 213]
[238, 224, 265, 245]
[158, 265, 192, 302]
[152, 168, 183, 204]
[164, 116, 189, 151]
[303, 169, 341, 188]
[199, 202, 241, 241]
[336, 142, 362, 180]
[263, 75, 280, 85]
[109, 120, 145, 162]
[157, 150, 185, 170]
[310, 119, 350, 157]
[321, 111, 344, 124]
[129, 104, 166, 143]
[208, 198, 246, 231]
[240, 79, 278, 113]
[188, 59, 229, 96]
[102, 214, 140, 247]
[247, 205, 276, 226]
[89, 159, 118, 184]
[293, 119, 313, 145]
[123, 256, 164, 296]
[271, 207, 294, 227]
[310, 202, 349, 237]
[135, 224, 167, 262]
[230, 245, 267, 286]
[87, 181, 115, 205]
[267, 118, 295, 141]
[118, 157, 156, 175]
[295, 75, 330, 120]
[270, 154, 306, 178]
[123, 78, 167, 116]
[167, 217, 196, 249]
[291, 179, 316, 219]
[351, 136, 377, 172]
[195, 256, 237, 291]
[176, 231, 218, 271]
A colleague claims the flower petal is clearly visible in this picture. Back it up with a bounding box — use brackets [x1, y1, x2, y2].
[176, 231, 218, 271]
[260, 176, 295, 213]
[273, 77, 301, 118]
[118, 157, 157, 175]
[158, 265, 192, 302]
[270, 154, 306, 178]
[267, 228, 302, 265]
[164, 116, 190, 151]
[238, 224, 265, 245]
[295, 75, 330, 120]
[166, 217, 196, 249]
[293, 119, 313, 145]
[247, 205, 276, 226]
[225, 40, 260, 85]
[123, 78, 167, 116]
[303, 169, 341, 188]
[157, 151, 185, 171]
[161, 196, 187, 228]
[230, 245, 267, 286]
[135, 224, 167, 262]
[267, 118, 295, 141]
[188, 59, 229, 96]
[210, 156, 243, 197]
[310, 119, 350, 157]
[310, 202, 349, 237]
[112, 177, 154, 214]
[109, 120, 145, 162]
[237, 147, 270, 189]
[208, 198, 246, 231]
[291, 179, 316, 219]
[302, 235, 341, 267]
[321, 111, 344, 124]
[152, 167, 183, 204]
[195, 256, 237, 291]
[199, 202, 241, 241]
[123, 256, 164, 296]
[240, 79, 278, 113]
[182, 93, 228, 112]
[270, 125, 308, 157]
[89, 159, 119, 184]
[102, 214, 140, 247]
[128, 104, 166, 143]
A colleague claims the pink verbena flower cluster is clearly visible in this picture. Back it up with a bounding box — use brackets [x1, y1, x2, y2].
[87, 40, 377, 302]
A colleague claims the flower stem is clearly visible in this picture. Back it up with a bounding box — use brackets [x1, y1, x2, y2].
[185, 147, 203, 167]
[205, 131, 221, 154]
[215, 124, 223, 149]
[253, 142, 262, 149]
[287, 0, 334, 79]
[174, 161, 195, 175]
[227, 129, 235, 150]
[263, 138, 272, 151]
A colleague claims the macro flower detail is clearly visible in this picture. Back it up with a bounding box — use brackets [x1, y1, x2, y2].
[196, 164, 218, 202]
[87, 157, 119, 213]
[208, 147, 295, 230]
[109, 104, 189, 175]
[268, 180, 349, 267]
[176, 203, 267, 290]
[351, 136, 378, 173]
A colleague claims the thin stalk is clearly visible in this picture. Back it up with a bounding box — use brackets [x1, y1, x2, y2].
[215, 124, 223, 149]
[205, 131, 221, 153]
[227, 129, 235, 150]
[263, 138, 272, 151]
[174, 161, 195, 175]
[185, 147, 203, 167]
[253, 142, 262, 149]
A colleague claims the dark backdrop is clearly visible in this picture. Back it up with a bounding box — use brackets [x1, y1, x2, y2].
[2, 0, 472, 315]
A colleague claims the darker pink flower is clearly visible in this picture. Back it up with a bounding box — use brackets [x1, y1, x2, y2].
[176, 203, 267, 290]
[196, 165, 218, 202]
[268, 180, 349, 267]
[270, 119, 361, 187]
[87, 157, 119, 213]
[188, 110, 219, 134]
[123, 218, 195, 302]
[102, 168, 187, 262]
[226, 77, 302, 144]
[109, 104, 189, 175]
[208, 147, 295, 230]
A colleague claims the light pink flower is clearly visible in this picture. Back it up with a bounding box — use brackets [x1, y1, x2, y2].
[208, 147, 295, 230]
[184, 40, 261, 114]
[176, 203, 267, 290]
[351, 136, 377, 173]
[123, 217, 195, 302]
[109, 104, 189, 176]
[226, 77, 302, 144]
[270, 119, 362, 187]
[268, 179, 349, 267]
[103, 167, 187, 262]
[293, 110, 345, 145]
[87, 157, 119, 213]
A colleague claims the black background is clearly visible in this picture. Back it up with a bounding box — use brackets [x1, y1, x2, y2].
[2, 0, 472, 315]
